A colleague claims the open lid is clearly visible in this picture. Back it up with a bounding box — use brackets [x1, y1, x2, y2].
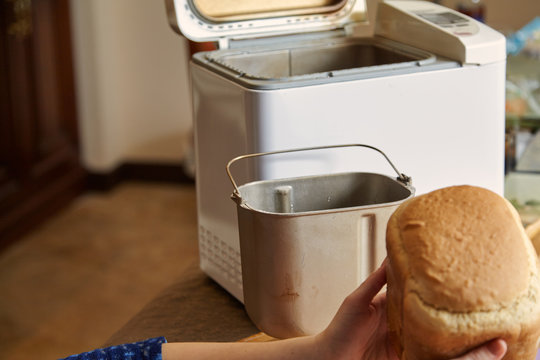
[165, 0, 377, 48]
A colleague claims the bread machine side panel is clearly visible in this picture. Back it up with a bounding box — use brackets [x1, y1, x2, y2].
[191, 63, 252, 302]
[249, 61, 505, 196]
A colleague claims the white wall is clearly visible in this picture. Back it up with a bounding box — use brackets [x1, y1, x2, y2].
[70, 0, 192, 172]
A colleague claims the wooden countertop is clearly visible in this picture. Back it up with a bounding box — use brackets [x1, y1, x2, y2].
[105, 264, 260, 346]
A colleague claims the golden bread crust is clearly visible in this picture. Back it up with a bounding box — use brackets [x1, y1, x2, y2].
[386, 185, 540, 360]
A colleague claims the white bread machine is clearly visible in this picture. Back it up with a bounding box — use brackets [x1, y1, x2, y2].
[166, 0, 506, 301]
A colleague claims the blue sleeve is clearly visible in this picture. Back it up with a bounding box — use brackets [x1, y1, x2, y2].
[59, 336, 167, 360]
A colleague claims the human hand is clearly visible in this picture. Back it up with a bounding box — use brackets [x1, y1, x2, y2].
[314, 261, 508, 360]
[315, 260, 398, 360]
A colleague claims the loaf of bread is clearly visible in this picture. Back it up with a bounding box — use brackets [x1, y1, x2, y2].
[386, 185, 540, 360]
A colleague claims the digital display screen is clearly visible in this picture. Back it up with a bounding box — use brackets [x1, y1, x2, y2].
[418, 12, 468, 26]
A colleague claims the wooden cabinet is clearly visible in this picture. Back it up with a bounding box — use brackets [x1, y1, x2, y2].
[0, 0, 86, 249]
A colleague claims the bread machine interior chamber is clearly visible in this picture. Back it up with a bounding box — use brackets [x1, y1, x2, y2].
[166, 0, 507, 301]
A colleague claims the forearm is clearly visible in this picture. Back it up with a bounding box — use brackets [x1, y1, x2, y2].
[162, 335, 323, 360]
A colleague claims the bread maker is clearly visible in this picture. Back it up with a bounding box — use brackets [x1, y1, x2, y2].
[166, 0, 506, 301]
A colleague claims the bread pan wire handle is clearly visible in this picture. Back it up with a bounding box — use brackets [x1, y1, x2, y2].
[226, 144, 412, 202]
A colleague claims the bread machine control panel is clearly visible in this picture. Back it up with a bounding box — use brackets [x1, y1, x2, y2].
[415, 11, 479, 37]
[376, 1, 506, 65]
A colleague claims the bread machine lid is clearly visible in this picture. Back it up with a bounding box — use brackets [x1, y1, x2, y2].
[165, 0, 376, 48]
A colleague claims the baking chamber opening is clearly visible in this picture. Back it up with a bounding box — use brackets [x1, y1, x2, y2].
[208, 40, 430, 80]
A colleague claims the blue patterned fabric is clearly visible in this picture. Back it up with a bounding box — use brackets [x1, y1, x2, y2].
[59, 337, 167, 360]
